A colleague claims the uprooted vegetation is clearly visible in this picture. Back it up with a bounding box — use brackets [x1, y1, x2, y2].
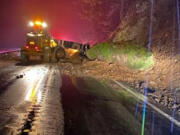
[87, 42, 154, 70]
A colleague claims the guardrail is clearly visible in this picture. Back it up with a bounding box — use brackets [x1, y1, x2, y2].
[0, 48, 20, 54]
[0, 48, 20, 60]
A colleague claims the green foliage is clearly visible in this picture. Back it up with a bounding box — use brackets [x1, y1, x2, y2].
[87, 42, 115, 61]
[87, 42, 154, 70]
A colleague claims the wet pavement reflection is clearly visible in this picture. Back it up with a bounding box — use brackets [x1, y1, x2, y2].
[60, 74, 180, 135]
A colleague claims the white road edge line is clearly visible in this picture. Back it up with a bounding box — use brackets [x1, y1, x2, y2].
[113, 80, 180, 127]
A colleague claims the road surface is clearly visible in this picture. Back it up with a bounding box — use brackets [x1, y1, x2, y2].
[0, 61, 63, 135]
[61, 75, 180, 135]
[0, 60, 180, 135]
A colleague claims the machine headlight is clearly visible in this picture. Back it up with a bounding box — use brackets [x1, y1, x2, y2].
[42, 22, 47, 28]
[29, 21, 34, 27]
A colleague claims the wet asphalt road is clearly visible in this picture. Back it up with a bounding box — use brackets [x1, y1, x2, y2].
[0, 60, 180, 135]
[0, 61, 63, 135]
[61, 76, 180, 135]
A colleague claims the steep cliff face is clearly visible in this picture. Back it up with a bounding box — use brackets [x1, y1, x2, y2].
[112, 0, 175, 48]
[110, 0, 180, 90]
[112, 0, 178, 63]
[112, 0, 150, 45]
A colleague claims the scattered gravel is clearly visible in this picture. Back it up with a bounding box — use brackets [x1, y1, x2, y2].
[58, 59, 180, 112]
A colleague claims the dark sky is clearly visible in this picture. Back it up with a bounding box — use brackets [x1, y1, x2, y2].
[0, 0, 120, 49]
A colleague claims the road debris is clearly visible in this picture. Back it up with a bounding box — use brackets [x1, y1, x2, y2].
[16, 75, 24, 79]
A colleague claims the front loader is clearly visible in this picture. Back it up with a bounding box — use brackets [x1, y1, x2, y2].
[20, 20, 90, 64]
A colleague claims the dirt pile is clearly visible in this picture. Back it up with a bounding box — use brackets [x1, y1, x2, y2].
[104, 0, 180, 109]
[59, 59, 180, 110]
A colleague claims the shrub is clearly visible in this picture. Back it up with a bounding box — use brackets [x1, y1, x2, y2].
[87, 42, 154, 70]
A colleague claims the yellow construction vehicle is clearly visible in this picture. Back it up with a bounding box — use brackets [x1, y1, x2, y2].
[20, 20, 89, 63]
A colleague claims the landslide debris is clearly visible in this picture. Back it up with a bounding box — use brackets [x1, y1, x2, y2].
[59, 58, 180, 111]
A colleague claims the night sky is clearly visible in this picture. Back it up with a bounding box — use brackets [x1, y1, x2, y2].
[0, 0, 120, 49]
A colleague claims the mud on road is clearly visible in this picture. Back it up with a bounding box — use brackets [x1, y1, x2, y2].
[60, 74, 180, 135]
[59, 59, 180, 117]
[60, 75, 141, 135]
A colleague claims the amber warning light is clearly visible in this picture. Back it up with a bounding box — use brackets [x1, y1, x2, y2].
[28, 20, 47, 28]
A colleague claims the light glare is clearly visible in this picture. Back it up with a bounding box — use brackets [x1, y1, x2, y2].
[42, 22, 47, 28]
[35, 21, 42, 25]
[29, 21, 34, 27]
